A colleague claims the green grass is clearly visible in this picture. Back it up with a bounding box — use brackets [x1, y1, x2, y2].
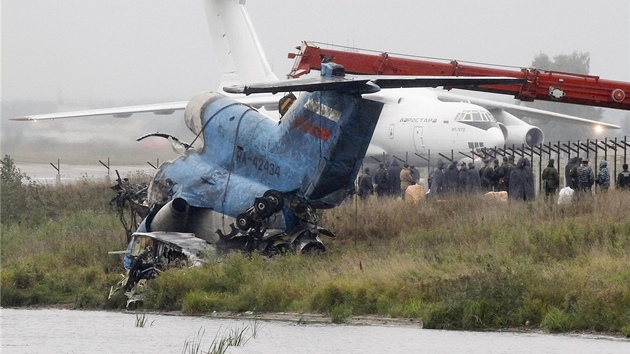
[2, 159, 630, 336]
[182, 323, 259, 354]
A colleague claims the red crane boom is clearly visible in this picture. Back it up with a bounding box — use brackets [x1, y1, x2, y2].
[288, 41, 630, 110]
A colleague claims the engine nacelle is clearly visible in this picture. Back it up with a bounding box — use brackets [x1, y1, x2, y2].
[498, 123, 544, 147]
[492, 109, 544, 147]
[147, 197, 190, 232]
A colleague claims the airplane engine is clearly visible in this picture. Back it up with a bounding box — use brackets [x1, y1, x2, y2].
[147, 197, 190, 232]
[498, 123, 544, 147]
[492, 109, 544, 147]
[187, 207, 221, 244]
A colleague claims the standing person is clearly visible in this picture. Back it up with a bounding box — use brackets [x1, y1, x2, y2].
[374, 163, 389, 197]
[466, 162, 482, 194]
[509, 157, 527, 201]
[458, 161, 469, 193]
[479, 158, 493, 191]
[444, 160, 460, 195]
[524, 158, 536, 200]
[490, 159, 501, 191]
[410, 165, 420, 184]
[595, 160, 610, 192]
[429, 160, 446, 197]
[497, 156, 511, 192]
[387, 160, 402, 197]
[399, 163, 415, 199]
[576, 159, 595, 195]
[506, 156, 516, 195]
[541, 159, 560, 201]
[569, 157, 582, 189]
[616, 163, 630, 190]
[565, 156, 578, 188]
[357, 168, 373, 200]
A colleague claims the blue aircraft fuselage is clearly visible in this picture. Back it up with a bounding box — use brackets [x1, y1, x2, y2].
[148, 88, 383, 221]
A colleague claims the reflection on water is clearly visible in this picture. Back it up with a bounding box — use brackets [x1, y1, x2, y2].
[1, 308, 627, 354]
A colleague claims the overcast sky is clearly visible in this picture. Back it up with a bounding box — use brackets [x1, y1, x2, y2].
[2, 0, 629, 168]
[4, 0, 630, 103]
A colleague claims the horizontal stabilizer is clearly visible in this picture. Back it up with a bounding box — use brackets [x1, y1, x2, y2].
[224, 76, 377, 95]
[224, 75, 525, 95]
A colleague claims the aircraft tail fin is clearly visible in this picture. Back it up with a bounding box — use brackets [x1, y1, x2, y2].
[204, 0, 278, 90]
[277, 90, 383, 203]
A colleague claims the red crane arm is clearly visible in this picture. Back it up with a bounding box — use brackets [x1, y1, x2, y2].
[288, 42, 630, 110]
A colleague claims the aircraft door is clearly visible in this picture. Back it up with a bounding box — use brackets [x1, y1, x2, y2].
[413, 126, 426, 155]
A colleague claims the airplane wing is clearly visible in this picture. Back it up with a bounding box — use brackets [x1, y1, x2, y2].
[9, 102, 188, 121]
[8, 94, 282, 121]
[224, 76, 525, 95]
[9, 75, 526, 121]
[434, 91, 621, 129]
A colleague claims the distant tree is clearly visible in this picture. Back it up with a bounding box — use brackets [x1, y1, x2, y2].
[525, 51, 605, 142]
[532, 51, 592, 75]
[1, 155, 31, 224]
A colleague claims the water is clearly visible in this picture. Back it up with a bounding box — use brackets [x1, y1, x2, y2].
[1, 308, 627, 353]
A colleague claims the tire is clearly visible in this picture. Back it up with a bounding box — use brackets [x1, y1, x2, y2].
[236, 213, 253, 230]
[254, 197, 273, 218]
[263, 189, 284, 212]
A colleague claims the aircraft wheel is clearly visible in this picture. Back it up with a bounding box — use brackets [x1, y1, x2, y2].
[236, 213, 253, 230]
[254, 197, 273, 218]
[263, 189, 284, 212]
[300, 241, 326, 254]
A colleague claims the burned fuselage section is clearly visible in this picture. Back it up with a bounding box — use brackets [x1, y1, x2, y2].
[109, 232, 216, 306]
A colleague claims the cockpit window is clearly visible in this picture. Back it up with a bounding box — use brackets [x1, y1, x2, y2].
[454, 110, 496, 123]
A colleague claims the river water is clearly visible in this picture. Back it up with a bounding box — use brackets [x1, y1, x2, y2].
[1, 308, 627, 353]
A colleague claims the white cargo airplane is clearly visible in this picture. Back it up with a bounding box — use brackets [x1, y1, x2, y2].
[11, 0, 619, 168]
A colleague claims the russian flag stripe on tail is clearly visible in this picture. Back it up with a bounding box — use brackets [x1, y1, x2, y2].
[290, 115, 333, 141]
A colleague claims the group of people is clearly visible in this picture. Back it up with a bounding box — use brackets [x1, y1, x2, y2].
[357, 156, 630, 202]
[538, 158, 630, 201]
[428, 156, 535, 200]
[356, 160, 421, 200]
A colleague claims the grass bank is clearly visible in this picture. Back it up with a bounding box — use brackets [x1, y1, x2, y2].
[147, 194, 630, 334]
[2, 162, 629, 335]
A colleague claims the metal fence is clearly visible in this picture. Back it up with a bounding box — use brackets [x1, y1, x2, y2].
[386, 136, 629, 192]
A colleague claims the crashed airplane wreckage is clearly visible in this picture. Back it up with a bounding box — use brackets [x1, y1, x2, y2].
[108, 171, 334, 306]
[105, 61, 524, 305]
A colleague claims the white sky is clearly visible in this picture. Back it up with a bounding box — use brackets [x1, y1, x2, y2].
[1, 0, 629, 167]
[3, 0, 629, 104]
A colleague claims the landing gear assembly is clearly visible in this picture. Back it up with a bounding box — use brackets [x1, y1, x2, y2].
[216, 189, 332, 255]
[235, 189, 284, 232]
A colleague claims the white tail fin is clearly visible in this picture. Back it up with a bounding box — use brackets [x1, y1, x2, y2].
[204, 0, 278, 90]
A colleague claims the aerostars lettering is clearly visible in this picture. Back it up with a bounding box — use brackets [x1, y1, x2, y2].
[398, 118, 438, 123]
